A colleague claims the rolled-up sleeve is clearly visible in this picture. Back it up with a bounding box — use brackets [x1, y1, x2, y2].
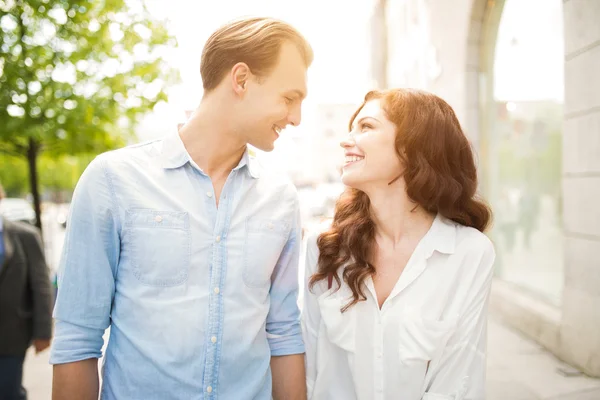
[50, 155, 120, 365]
[266, 197, 304, 357]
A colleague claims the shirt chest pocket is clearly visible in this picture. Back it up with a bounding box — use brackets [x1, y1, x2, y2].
[397, 313, 457, 392]
[125, 209, 191, 287]
[398, 315, 456, 362]
[243, 217, 290, 288]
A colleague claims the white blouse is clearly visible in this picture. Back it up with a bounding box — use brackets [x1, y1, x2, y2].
[302, 214, 495, 400]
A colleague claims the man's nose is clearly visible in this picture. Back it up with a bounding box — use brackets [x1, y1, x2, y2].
[288, 105, 302, 127]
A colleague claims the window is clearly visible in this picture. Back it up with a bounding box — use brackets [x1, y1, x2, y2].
[486, 0, 564, 305]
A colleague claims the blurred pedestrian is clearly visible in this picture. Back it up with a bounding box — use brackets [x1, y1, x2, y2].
[0, 182, 53, 400]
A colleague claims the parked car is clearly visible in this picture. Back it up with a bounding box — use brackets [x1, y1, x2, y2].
[55, 203, 70, 229]
[0, 197, 37, 225]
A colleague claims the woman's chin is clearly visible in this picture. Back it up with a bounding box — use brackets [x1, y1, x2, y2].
[341, 173, 362, 190]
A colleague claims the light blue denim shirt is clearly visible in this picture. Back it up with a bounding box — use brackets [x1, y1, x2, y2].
[50, 132, 304, 399]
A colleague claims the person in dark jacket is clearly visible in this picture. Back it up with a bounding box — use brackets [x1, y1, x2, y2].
[0, 183, 53, 400]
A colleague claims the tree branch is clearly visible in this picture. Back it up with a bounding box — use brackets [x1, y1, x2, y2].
[0, 145, 24, 158]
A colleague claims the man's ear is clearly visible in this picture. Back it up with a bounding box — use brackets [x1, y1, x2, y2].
[231, 62, 251, 95]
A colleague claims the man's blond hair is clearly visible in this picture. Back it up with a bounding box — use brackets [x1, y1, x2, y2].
[201, 17, 313, 91]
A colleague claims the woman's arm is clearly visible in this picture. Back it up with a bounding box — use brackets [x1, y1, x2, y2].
[424, 238, 496, 400]
[301, 231, 324, 399]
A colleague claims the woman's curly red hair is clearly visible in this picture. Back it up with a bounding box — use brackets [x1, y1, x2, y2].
[310, 89, 492, 311]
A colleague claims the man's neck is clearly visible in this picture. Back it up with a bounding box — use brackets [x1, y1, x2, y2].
[179, 98, 247, 180]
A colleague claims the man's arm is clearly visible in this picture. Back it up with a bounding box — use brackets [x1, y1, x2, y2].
[267, 195, 306, 400]
[271, 354, 306, 400]
[50, 156, 120, 400]
[21, 225, 53, 352]
[52, 358, 99, 400]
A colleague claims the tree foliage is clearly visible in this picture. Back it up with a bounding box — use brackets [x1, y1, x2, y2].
[0, 0, 180, 230]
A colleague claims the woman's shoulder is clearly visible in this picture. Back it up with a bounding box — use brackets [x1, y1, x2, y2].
[305, 218, 333, 248]
[304, 219, 333, 274]
[454, 223, 493, 248]
[452, 222, 496, 270]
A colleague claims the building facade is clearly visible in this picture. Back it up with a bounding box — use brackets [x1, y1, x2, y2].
[376, 0, 600, 376]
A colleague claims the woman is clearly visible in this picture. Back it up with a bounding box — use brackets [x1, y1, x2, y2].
[303, 88, 495, 400]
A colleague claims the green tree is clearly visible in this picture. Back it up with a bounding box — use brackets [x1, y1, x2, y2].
[0, 0, 179, 232]
[0, 154, 28, 196]
[38, 153, 95, 197]
[0, 152, 93, 198]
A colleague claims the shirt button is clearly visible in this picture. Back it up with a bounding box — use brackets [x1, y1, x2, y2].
[206, 386, 213, 393]
[214, 287, 220, 294]
[267, 222, 274, 229]
[377, 352, 383, 358]
[215, 235, 221, 242]
[155, 215, 163, 223]
[206, 191, 213, 198]
[211, 336, 217, 343]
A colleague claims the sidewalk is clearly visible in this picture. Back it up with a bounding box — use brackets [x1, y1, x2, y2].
[23, 315, 600, 399]
[486, 316, 600, 399]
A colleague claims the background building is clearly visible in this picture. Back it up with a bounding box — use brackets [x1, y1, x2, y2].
[377, 0, 600, 377]
[314, 103, 358, 182]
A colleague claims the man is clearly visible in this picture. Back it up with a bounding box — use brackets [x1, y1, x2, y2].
[0, 183, 53, 400]
[51, 17, 312, 400]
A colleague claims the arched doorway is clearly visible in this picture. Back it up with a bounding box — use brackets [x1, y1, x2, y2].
[470, 0, 565, 305]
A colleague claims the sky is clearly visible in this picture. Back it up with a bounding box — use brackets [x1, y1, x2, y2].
[494, 0, 564, 102]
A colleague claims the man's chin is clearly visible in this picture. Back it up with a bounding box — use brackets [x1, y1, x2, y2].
[251, 142, 275, 152]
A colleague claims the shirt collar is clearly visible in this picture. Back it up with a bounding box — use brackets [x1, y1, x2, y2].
[160, 131, 190, 170]
[421, 213, 456, 258]
[232, 147, 261, 179]
[160, 131, 260, 179]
